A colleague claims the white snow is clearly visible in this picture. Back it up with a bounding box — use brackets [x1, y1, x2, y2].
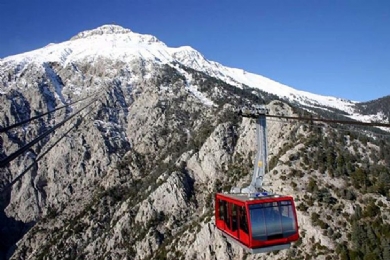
[173, 64, 216, 107]
[43, 63, 67, 104]
[0, 24, 385, 124]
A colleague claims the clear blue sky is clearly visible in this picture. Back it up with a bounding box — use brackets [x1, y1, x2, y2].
[0, 0, 389, 102]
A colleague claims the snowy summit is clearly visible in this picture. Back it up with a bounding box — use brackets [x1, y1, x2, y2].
[0, 24, 372, 118]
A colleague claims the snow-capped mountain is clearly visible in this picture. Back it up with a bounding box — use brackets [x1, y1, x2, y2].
[1, 25, 390, 260]
[0, 24, 364, 117]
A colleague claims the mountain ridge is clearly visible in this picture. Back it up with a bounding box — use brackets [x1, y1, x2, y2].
[3, 24, 384, 121]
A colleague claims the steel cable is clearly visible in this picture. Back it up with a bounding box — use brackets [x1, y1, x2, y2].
[0, 102, 100, 194]
[0, 94, 93, 133]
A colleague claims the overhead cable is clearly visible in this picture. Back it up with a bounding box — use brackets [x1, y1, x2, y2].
[0, 95, 93, 133]
[0, 97, 100, 168]
[266, 114, 390, 128]
[0, 102, 99, 194]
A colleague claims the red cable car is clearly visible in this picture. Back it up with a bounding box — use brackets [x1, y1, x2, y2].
[215, 106, 300, 253]
[215, 193, 299, 253]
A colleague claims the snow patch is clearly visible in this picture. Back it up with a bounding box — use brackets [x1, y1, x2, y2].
[173, 64, 216, 107]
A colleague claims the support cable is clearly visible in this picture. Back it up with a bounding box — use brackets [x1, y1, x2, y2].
[0, 96, 100, 168]
[0, 95, 93, 133]
[0, 102, 99, 194]
[265, 114, 390, 128]
[264, 117, 390, 138]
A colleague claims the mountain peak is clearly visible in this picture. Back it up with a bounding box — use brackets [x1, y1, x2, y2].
[70, 24, 132, 40]
[69, 24, 162, 45]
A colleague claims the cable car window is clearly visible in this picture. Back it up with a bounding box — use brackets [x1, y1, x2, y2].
[219, 200, 226, 221]
[231, 203, 238, 231]
[280, 200, 296, 233]
[266, 202, 282, 237]
[239, 206, 248, 234]
[249, 200, 297, 241]
[220, 200, 229, 227]
[249, 204, 266, 239]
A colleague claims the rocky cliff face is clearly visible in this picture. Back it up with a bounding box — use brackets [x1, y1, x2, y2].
[1, 26, 389, 260]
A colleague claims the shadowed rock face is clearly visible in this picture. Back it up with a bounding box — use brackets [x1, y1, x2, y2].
[0, 195, 30, 260]
[0, 211, 36, 260]
[1, 29, 390, 260]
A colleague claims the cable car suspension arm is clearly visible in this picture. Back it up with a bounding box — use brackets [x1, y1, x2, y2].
[231, 106, 269, 194]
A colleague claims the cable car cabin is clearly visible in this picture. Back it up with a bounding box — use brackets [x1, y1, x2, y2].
[215, 193, 299, 254]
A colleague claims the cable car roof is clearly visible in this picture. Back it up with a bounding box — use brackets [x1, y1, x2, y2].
[217, 192, 294, 203]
